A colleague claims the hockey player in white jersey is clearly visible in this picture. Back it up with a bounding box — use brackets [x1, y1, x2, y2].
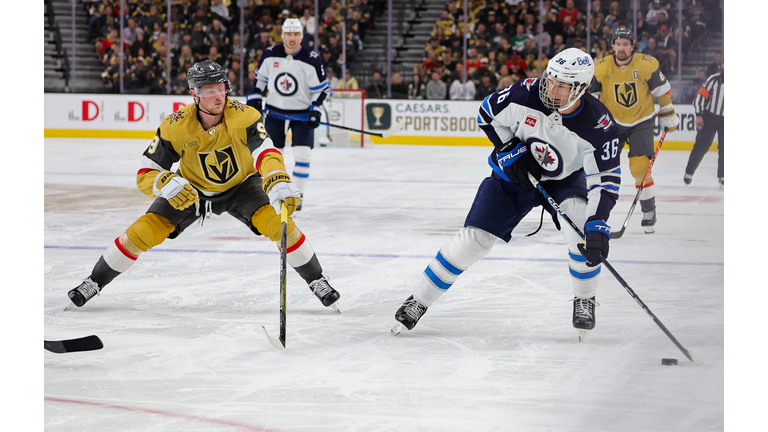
[246, 18, 330, 211]
[392, 48, 621, 337]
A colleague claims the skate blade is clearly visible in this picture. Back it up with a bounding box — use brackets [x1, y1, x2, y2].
[578, 330, 588, 342]
[391, 323, 407, 336]
[329, 303, 341, 313]
[643, 226, 656, 234]
[63, 300, 77, 311]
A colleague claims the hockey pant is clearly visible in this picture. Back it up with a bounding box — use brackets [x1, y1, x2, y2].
[87, 203, 322, 290]
[412, 198, 601, 307]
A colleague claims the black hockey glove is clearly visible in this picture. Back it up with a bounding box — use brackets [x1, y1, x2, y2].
[578, 219, 611, 267]
[246, 95, 262, 112]
[308, 107, 321, 129]
[496, 138, 541, 189]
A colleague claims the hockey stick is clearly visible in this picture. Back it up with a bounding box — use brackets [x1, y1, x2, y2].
[44, 335, 103, 353]
[611, 129, 668, 239]
[528, 172, 697, 364]
[261, 201, 288, 350]
[268, 111, 406, 138]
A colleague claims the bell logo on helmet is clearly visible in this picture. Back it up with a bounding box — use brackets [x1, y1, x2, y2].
[577, 56, 591, 65]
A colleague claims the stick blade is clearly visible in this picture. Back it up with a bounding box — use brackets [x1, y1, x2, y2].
[610, 228, 626, 239]
[261, 326, 285, 350]
[44, 335, 103, 353]
[380, 118, 406, 138]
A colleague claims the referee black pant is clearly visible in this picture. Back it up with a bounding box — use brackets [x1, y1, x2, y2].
[685, 111, 724, 179]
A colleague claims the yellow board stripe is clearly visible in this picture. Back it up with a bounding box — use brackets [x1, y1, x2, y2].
[45, 129, 717, 152]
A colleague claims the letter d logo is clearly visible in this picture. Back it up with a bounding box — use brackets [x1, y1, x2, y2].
[82, 100, 99, 121]
[173, 102, 186, 112]
[128, 101, 145, 122]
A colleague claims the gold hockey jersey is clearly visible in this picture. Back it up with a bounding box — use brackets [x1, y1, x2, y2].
[589, 53, 673, 127]
[137, 99, 282, 197]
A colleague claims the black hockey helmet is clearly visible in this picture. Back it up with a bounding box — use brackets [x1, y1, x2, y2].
[187, 60, 231, 93]
[611, 27, 635, 46]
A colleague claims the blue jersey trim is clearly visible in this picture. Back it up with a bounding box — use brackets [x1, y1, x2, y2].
[562, 97, 586, 118]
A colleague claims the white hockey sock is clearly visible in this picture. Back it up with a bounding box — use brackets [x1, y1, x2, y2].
[639, 184, 655, 202]
[103, 237, 138, 273]
[414, 227, 497, 307]
[291, 145, 311, 193]
[558, 197, 599, 299]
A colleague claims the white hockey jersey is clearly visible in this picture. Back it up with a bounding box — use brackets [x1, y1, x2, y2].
[248, 45, 330, 114]
[478, 77, 621, 222]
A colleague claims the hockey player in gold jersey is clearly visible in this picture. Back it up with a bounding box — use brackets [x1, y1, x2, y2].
[67, 60, 340, 309]
[589, 27, 679, 233]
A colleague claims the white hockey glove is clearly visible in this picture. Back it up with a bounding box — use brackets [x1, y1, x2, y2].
[658, 107, 679, 132]
[153, 171, 199, 211]
[262, 170, 301, 215]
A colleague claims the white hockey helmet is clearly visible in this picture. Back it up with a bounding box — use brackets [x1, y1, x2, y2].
[282, 18, 303, 36]
[539, 48, 595, 111]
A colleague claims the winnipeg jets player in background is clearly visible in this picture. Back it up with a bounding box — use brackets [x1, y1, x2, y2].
[392, 48, 621, 338]
[247, 18, 330, 211]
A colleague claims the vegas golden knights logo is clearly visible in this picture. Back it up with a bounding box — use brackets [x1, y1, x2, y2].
[198, 145, 239, 184]
[613, 81, 638, 108]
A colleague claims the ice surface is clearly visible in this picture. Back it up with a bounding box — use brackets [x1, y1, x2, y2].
[41, 138, 726, 431]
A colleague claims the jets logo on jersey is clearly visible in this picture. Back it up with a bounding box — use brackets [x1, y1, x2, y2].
[198, 144, 240, 184]
[613, 81, 638, 108]
[595, 114, 613, 131]
[275, 72, 299, 96]
[528, 138, 564, 177]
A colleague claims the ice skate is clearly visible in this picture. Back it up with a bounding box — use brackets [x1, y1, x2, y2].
[683, 173, 693, 185]
[573, 296, 597, 341]
[309, 276, 340, 310]
[718, 177, 724, 190]
[391, 295, 428, 335]
[640, 197, 656, 234]
[296, 193, 304, 211]
[65, 278, 101, 310]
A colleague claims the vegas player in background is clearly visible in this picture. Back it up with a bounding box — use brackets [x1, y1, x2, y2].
[246, 18, 330, 211]
[392, 48, 621, 338]
[66, 60, 340, 311]
[590, 27, 680, 234]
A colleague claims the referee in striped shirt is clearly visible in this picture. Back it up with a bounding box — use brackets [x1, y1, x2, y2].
[684, 64, 724, 188]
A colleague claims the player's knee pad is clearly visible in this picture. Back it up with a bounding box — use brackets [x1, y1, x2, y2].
[629, 156, 653, 185]
[250, 205, 301, 245]
[124, 213, 175, 252]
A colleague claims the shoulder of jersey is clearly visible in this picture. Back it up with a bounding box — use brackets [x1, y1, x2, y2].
[584, 96, 619, 135]
[634, 52, 659, 68]
[161, 102, 196, 129]
[263, 45, 285, 59]
[295, 47, 323, 65]
[224, 98, 260, 126]
[594, 55, 613, 69]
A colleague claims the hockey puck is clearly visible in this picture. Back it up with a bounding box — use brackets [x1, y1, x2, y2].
[661, 358, 678, 366]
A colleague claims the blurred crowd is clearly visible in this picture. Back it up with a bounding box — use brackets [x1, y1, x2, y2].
[82, 0, 719, 102]
[85, 0, 383, 94]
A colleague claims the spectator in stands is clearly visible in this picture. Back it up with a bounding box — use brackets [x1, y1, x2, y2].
[551, 33, 567, 56]
[425, 36, 445, 59]
[390, 72, 409, 99]
[706, 52, 723, 77]
[422, 50, 440, 76]
[558, 0, 580, 31]
[471, 58, 497, 89]
[122, 18, 144, 47]
[542, 11, 562, 42]
[529, 51, 549, 77]
[426, 71, 447, 100]
[210, 0, 231, 24]
[589, 13, 606, 41]
[465, 47, 482, 74]
[604, 1, 621, 33]
[510, 24, 530, 53]
[365, 71, 387, 99]
[352, 0, 373, 41]
[300, 8, 317, 49]
[86, 0, 108, 41]
[435, 10, 456, 37]
[207, 20, 230, 52]
[440, 48, 458, 76]
[474, 35, 492, 59]
[189, 6, 212, 31]
[635, 10, 648, 37]
[142, 5, 164, 36]
[99, 29, 122, 58]
[343, 71, 359, 90]
[449, 65, 476, 101]
[572, 37, 587, 53]
[253, 32, 273, 54]
[645, 0, 667, 36]
[682, 68, 708, 103]
[326, 67, 340, 90]
[474, 74, 495, 101]
[171, 70, 189, 95]
[407, 73, 426, 99]
[189, 22, 207, 56]
[519, 37, 537, 66]
[655, 25, 677, 73]
[642, 36, 661, 59]
[175, 44, 196, 71]
[591, 37, 611, 60]
[130, 31, 152, 59]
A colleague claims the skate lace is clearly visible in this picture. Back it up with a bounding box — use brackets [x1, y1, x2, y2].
[79, 279, 101, 300]
[642, 210, 655, 221]
[310, 278, 333, 298]
[573, 297, 597, 319]
[403, 298, 427, 321]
